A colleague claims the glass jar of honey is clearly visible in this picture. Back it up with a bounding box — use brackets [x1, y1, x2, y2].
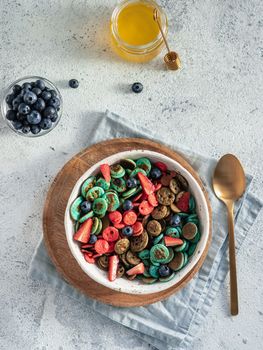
[110, 0, 168, 62]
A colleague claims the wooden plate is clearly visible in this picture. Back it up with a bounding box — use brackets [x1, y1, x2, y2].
[43, 138, 212, 307]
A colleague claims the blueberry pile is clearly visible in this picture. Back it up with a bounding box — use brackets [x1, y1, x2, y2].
[5, 79, 61, 135]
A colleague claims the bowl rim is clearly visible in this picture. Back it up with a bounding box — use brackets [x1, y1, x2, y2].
[1, 75, 63, 137]
[64, 149, 210, 295]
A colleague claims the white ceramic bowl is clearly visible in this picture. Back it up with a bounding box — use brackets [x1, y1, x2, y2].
[65, 150, 210, 295]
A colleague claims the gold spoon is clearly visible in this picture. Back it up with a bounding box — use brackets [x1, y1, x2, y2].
[212, 154, 246, 316]
[153, 8, 181, 70]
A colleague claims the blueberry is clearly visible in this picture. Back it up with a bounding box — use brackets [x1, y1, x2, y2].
[41, 90, 52, 101]
[158, 265, 171, 277]
[69, 79, 79, 88]
[5, 93, 15, 106]
[43, 106, 56, 117]
[12, 120, 23, 130]
[6, 110, 17, 121]
[18, 103, 30, 115]
[21, 82, 32, 90]
[30, 81, 36, 87]
[122, 226, 133, 236]
[16, 113, 26, 121]
[80, 200, 92, 213]
[32, 87, 42, 96]
[33, 98, 46, 112]
[150, 167, 162, 179]
[22, 91, 36, 105]
[170, 214, 181, 227]
[21, 125, 31, 134]
[50, 113, 58, 122]
[20, 89, 28, 96]
[30, 125, 41, 135]
[132, 82, 143, 93]
[88, 234, 97, 244]
[12, 95, 23, 110]
[40, 118, 52, 130]
[35, 79, 45, 90]
[48, 97, 60, 109]
[12, 84, 22, 95]
[27, 110, 41, 125]
[126, 177, 137, 188]
[50, 89, 57, 98]
[123, 200, 133, 211]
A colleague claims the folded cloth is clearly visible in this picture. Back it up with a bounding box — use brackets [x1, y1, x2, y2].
[29, 110, 262, 350]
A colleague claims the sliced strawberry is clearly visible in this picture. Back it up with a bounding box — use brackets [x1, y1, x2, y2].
[140, 192, 149, 201]
[108, 211, 122, 224]
[73, 218, 92, 243]
[132, 192, 143, 202]
[139, 200, 154, 215]
[176, 192, 190, 212]
[154, 183, 162, 191]
[108, 255, 119, 281]
[126, 262, 145, 275]
[148, 193, 158, 207]
[164, 236, 184, 247]
[154, 161, 167, 172]
[106, 241, 115, 253]
[83, 253, 95, 264]
[81, 244, 94, 248]
[137, 172, 155, 195]
[132, 202, 140, 207]
[100, 163, 111, 182]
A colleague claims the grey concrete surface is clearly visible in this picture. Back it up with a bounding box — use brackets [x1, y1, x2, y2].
[0, 0, 262, 349]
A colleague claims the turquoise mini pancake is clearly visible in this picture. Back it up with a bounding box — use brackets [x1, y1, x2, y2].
[174, 240, 188, 252]
[125, 169, 132, 176]
[96, 177, 110, 190]
[153, 233, 164, 245]
[81, 176, 96, 198]
[121, 187, 137, 199]
[162, 247, 174, 263]
[189, 196, 196, 212]
[78, 210, 94, 223]
[183, 252, 188, 267]
[70, 196, 83, 221]
[130, 168, 147, 178]
[150, 260, 161, 267]
[187, 243, 197, 256]
[149, 265, 160, 278]
[185, 214, 199, 225]
[86, 186, 105, 202]
[120, 158, 136, 170]
[74, 221, 80, 233]
[143, 268, 151, 277]
[168, 252, 184, 271]
[150, 244, 170, 263]
[110, 164, 125, 178]
[111, 177, 127, 192]
[165, 227, 180, 238]
[177, 212, 189, 218]
[190, 230, 200, 244]
[138, 249, 150, 260]
[142, 259, 150, 267]
[105, 191, 120, 212]
[159, 272, 175, 282]
[136, 157, 152, 175]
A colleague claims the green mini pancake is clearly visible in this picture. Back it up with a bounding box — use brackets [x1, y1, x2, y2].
[70, 196, 83, 221]
[136, 157, 152, 175]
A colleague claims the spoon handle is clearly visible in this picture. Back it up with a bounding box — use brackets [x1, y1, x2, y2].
[226, 202, 239, 315]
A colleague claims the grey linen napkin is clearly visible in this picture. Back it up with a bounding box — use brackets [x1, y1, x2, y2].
[29, 110, 263, 350]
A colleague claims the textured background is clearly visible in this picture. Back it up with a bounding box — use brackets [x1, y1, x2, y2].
[0, 0, 262, 349]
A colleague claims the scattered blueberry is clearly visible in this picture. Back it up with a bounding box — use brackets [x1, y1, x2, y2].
[27, 110, 41, 125]
[40, 118, 52, 130]
[18, 103, 30, 115]
[122, 226, 133, 236]
[80, 200, 92, 213]
[30, 125, 41, 135]
[43, 106, 56, 117]
[170, 214, 181, 227]
[23, 91, 37, 105]
[35, 79, 45, 90]
[69, 79, 79, 89]
[33, 98, 46, 112]
[12, 84, 22, 95]
[158, 265, 171, 277]
[6, 110, 17, 121]
[21, 125, 31, 134]
[123, 200, 133, 211]
[21, 82, 32, 90]
[32, 87, 42, 96]
[150, 167, 162, 179]
[126, 177, 137, 188]
[48, 97, 60, 109]
[132, 82, 143, 93]
[88, 234, 97, 244]
[41, 90, 52, 101]
[12, 121, 23, 130]
[5, 93, 15, 106]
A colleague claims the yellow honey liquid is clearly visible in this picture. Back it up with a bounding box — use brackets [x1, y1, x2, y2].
[116, 2, 160, 46]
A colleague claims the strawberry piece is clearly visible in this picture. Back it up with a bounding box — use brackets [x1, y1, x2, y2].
[94, 239, 109, 254]
[108, 211, 122, 224]
[83, 253, 95, 264]
[164, 236, 184, 247]
[154, 161, 167, 172]
[148, 193, 158, 207]
[176, 192, 190, 212]
[100, 163, 111, 182]
[132, 202, 140, 207]
[81, 244, 94, 248]
[132, 221, 144, 236]
[132, 192, 143, 202]
[106, 241, 115, 254]
[139, 200, 154, 215]
[140, 192, 149, 201]
[126, 262, 145, 275]
[113, 221, 125, 229]
[137, 172, 155, 195]
[154, 183, 162, 192]
[123, 210, 137, 225]
[102, 226, 119, 242]
[73, 218, 92, 243]
[108, 255, 119, 281]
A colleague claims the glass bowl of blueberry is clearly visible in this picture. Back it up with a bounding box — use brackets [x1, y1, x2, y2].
[1, 76, 62, 137]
